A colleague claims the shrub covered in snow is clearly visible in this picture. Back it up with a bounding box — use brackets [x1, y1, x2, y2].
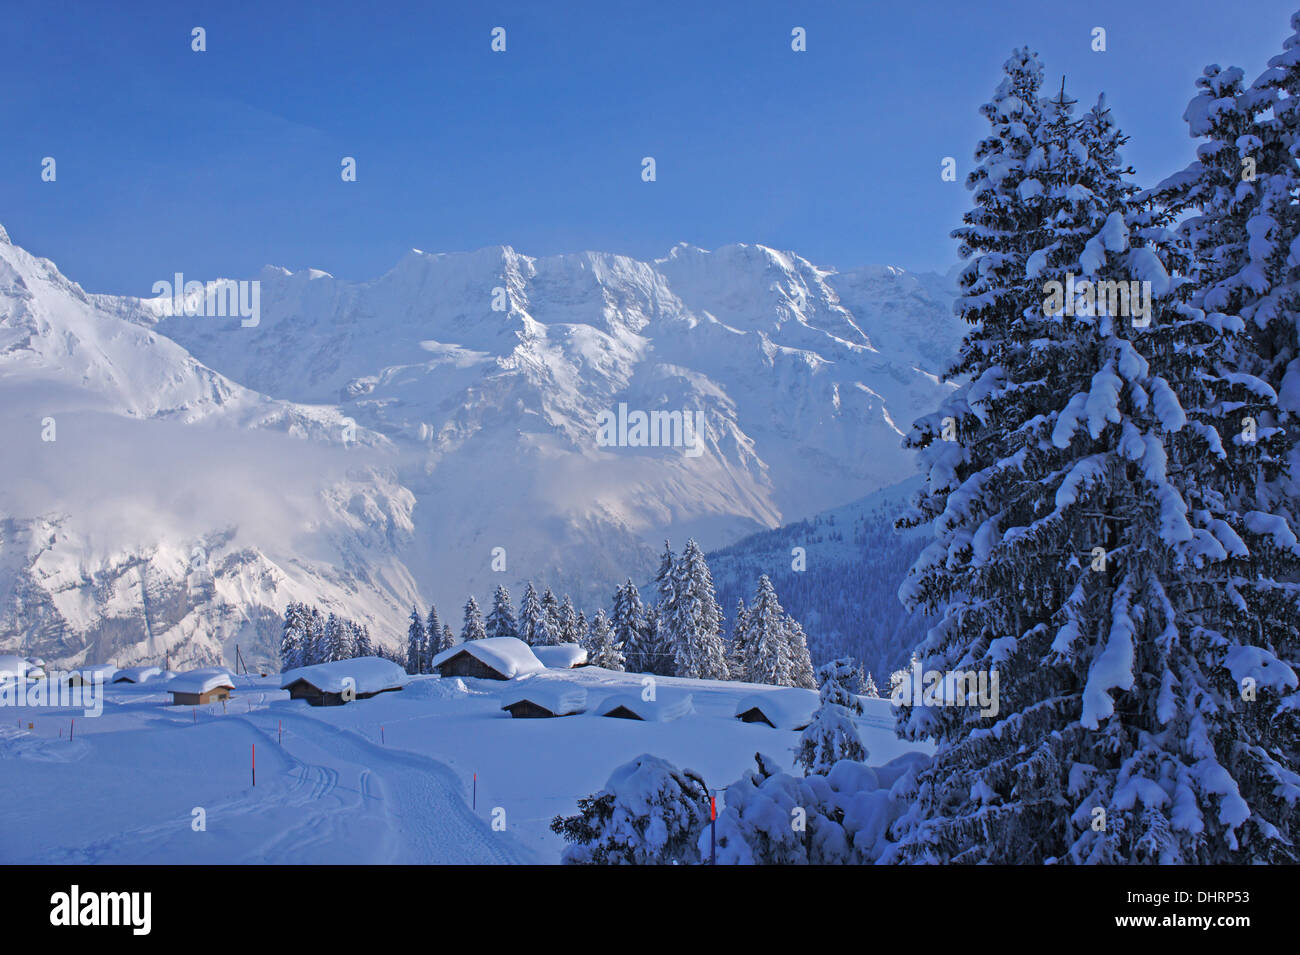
[550, 754, 711, 864]
[705, 752, 930, 864]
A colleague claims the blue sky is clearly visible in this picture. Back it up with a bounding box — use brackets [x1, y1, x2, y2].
[3, 0, 1298, 294]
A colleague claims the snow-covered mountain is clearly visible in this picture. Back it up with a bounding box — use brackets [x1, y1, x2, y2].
[1, 221, 963, 667]
[0, 224, 420, 671]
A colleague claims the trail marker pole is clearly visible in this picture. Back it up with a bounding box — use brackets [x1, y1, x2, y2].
[278, 719, 282, 745]
[710, 794, 717, 865]
[473, 772, 477, 811]
[252, 743, 256, 787]
[381, 726, 385, 745]
[70, 718, 74, 741]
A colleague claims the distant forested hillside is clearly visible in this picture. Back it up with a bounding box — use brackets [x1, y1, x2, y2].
[704, 477, 934, 683]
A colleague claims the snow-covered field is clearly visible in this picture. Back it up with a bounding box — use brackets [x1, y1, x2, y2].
[0, 668, 927, 864]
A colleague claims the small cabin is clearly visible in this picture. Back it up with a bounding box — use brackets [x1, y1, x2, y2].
[501, 684, 586, 719]
[432, 637, 545, 681]
[65, 664, 119, 687]
[168, 669, 236, 706]
[594, 692, 694, 723]
[732, 688, 819, 731]
[280, 657, 408, 707]
[113, 666, 166, 684]
[532, 644, 588, 669]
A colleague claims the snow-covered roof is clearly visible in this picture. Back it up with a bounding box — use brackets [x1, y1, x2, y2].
[280, 656, 409, 695]
[113, 666, 170, 684]
[533, 643, 588, 669]
[0, 655, 31, 680]
[595, 692, 694, 722]
[432, 637, 545, 679]
[169, 668, 237, 695]
[69, 663, 119, 683]
[733, 688, 819, 730]
[501, 683, 587, 716]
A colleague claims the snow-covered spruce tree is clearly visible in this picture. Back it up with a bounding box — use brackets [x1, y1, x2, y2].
[611, 579, 650, 673]
[303, 606, 324, 666]
[440, 624, 456, 654]
[485, 585, 517, 640]
[540, 588, 562, 645]
[586, 609, 626, 670]
[461, 596, 487, 643]
[550, 754, 710, 864]
[797, 658, 867, 776]
[423, 604, 444, 672]
[893, 54, 1299, 863]
[742, 575, 791, 685]
[406, 605, 426, 674]
[322, 612, 351, 663]
[729, 597, 749, 680]
[559, 595, 581, 645]
[668, 539, 731, 680]
[784, 618, 816, 689]
[862, 671, 882, 699]
[575, 611, 590, 650]
[517, 581, 545, 646]
[279, 602, 308, 672]
[1145, 54, 1299, 530]
[647, 540, 676, 675]
[351, 622, 373, 658]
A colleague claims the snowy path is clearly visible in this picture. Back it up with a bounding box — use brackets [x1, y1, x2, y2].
[3, 705, 538, 864]
[237, 710, 538, 864]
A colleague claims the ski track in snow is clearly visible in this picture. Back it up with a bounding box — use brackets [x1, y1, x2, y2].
[18, 707, 536, 865]
[239, 711, 536, 864]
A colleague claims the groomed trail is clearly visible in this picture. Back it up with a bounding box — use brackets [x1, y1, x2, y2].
[5, 705, 537, 864]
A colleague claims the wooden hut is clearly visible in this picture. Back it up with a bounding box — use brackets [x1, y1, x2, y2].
[500, 684, 586, 719]
[432, 637, 545, 681]
[168, 669, 235, 706]
[279, 657, 408, 707]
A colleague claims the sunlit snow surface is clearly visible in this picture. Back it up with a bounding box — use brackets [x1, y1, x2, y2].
[0, 667, 928, 863]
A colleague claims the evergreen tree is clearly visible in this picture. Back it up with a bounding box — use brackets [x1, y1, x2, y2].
[518, 581, 546, 645]
[796, 659, 867, 776]
[303, 606, 325, 666]
[441, 624, 456, 654]
[558, 595, 581, 645]
[648, 540, 676, 675]
[585, 609, 625, 670]
[356, 623, 373, 658]
[540, 588, 562, 645]
[424, 604, 444, 673]
[893, 51, 1299, 864]
[485, 585, 518, 640]
[575, 610, 590, 649]
[667, 539, 730, 680]
[784, 618, 816, 690]
[461, 596, 487, 643]
[321, 612, 349, 663]
[279, 602, 308, 672]
[611, 580, 650, 673]
[729, 597, 749, 680]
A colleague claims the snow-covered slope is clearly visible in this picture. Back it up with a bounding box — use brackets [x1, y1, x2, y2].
[0, 225, 421, 670]
[98, 236, 963, 613]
